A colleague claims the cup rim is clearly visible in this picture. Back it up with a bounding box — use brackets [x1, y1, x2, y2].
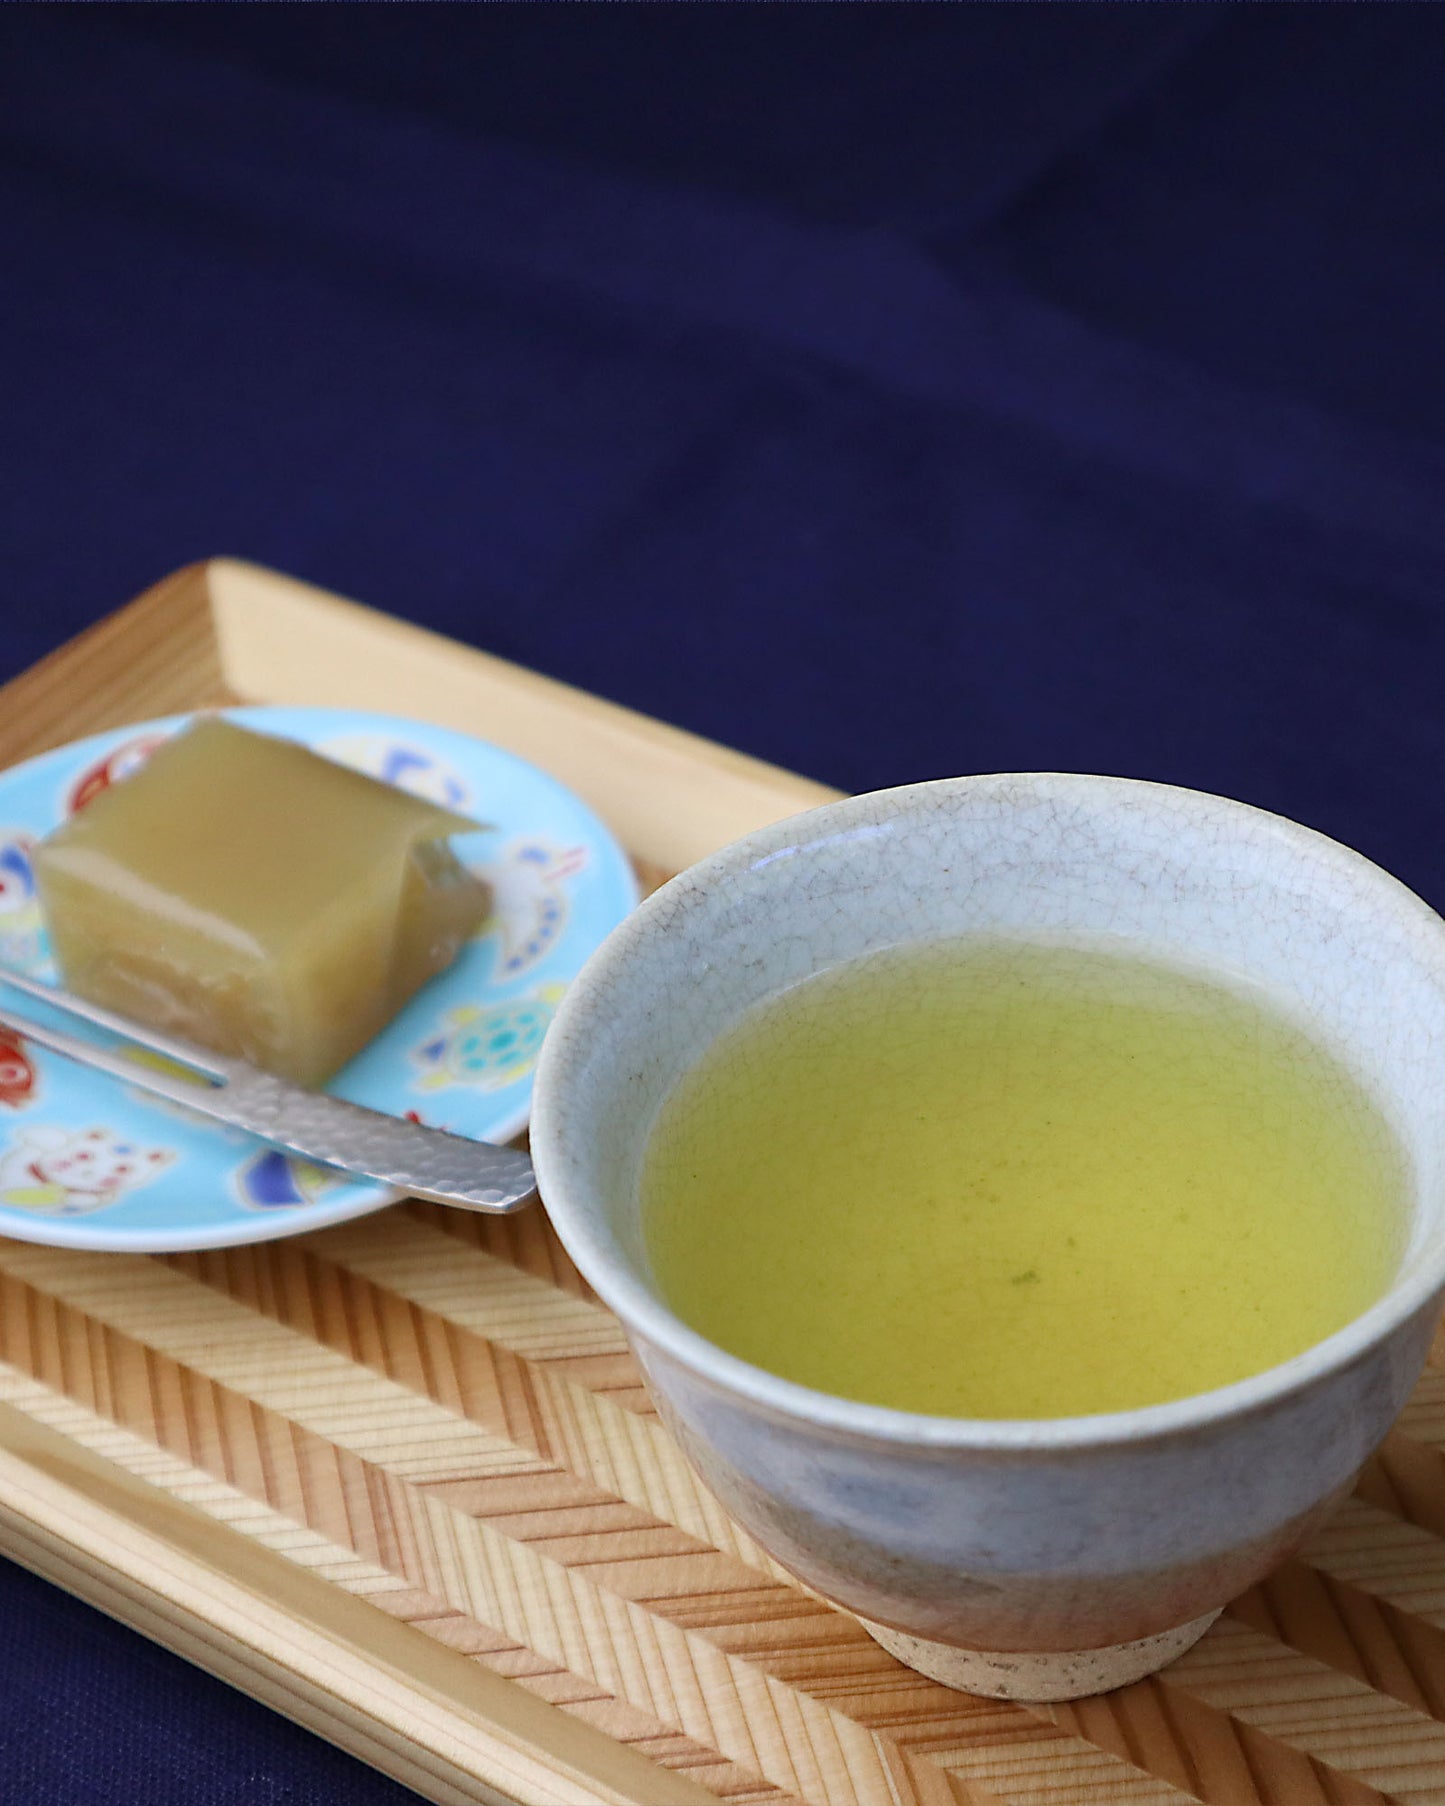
[531, 771, 1445, 1454]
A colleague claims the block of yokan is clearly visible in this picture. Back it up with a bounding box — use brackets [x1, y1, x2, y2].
[32, 718, 490, 1087]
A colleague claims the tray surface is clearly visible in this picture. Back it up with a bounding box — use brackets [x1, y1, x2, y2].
[2, 560, 1444, 1806]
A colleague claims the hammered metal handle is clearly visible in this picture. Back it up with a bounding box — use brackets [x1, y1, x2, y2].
[211, 1072, 536, 1211]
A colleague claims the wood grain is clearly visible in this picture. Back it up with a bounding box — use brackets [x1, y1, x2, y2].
[0, 561, 1443, 1806]
[0, 563, 233, 769]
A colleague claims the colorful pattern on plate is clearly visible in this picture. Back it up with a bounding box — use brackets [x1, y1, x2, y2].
[0, 707, 637, 1251]
[66, 734, 170, 815]
[0, 831, 45, 972]
[318, 732, 472, 811]
[411, 984, 568, 1094]
[0, 1031, 39, 1110]
[232, 1149, 352, 1212]
[479, 839, 588, 979]
[0, 1124, 173, 1216]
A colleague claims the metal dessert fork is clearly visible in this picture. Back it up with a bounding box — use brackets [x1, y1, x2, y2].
[0, 969, 536, 1213]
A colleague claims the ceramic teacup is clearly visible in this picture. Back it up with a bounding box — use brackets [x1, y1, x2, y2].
[529, 774, 1445, 1700]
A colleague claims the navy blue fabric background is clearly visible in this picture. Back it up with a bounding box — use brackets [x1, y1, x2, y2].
[3, 5, 1445, 1799]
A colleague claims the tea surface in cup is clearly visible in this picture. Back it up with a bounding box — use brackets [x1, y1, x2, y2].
[641, 937, 1407, 1419]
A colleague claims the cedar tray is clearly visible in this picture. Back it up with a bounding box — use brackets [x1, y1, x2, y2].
[2, 560, 1444, 1806]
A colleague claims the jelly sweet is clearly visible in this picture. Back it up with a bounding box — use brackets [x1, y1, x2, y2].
[32, 718, 490, 1085]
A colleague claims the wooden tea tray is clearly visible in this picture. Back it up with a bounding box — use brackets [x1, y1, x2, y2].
[3, 560, 1445, 1806]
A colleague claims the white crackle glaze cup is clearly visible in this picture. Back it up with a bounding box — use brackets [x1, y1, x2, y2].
[529, 775, 1445, 1700]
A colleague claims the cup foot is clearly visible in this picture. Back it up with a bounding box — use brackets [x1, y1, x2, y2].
[860, 1609, 1222, 1701]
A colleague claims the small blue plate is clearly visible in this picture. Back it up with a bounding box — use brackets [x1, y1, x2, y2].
[0, 707, 638, 1250]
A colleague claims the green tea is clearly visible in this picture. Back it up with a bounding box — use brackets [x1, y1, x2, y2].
[641, 940, 1407, 1418]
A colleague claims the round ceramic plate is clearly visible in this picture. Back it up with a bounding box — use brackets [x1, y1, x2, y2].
[0, 706, 639, 1250]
